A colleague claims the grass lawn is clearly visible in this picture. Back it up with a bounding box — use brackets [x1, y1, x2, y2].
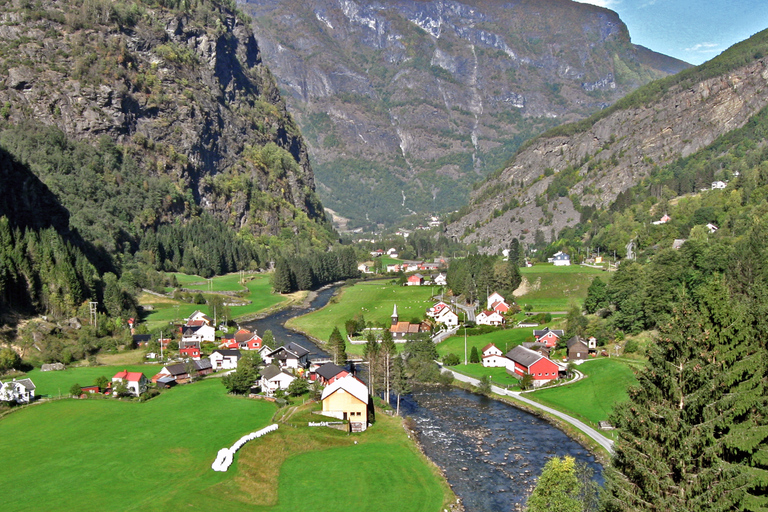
[447, 363, 522, 388]
[286, 280, 435, 351]
[0, 377, 452, 512]
[526, 357, 639, 425]
[436, 328, 532, 360]
[141, 274, 287, 331]
[23, 364, 165, 396]
[0, 379, 276, 512]
[515, 264, 609, 312]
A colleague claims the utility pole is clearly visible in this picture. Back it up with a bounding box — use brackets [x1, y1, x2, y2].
[463, 311, 467, 365]
[160, 330, 164, 360]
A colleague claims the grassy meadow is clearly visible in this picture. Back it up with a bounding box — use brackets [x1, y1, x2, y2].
[516, 264, 608, 311]
[286, 280, 435, 351]
[526, 357, 639, 425]
[140, 273, 287, 331]
[25, 364, 164, 396]
[0, 374, 453, 512]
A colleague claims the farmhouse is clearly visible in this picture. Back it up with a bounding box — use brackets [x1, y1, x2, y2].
[407, 273, 424, 286]
[314, 362, 349, 385]
[566, 336, 596, 360]
[476, 310, 504, 326]
[320, 375, 370, 432]
[551, 251, 571, 266]
[267, 343, 310, 369]
[0, 378, 36, 404]
[260, 364, 296, 396]
[111, 370, 148, 396]
[533, 327, 565, 348]
[210, 349, 241, 370]
[481, 343, 508, 368]
[505, 346, 561, 386]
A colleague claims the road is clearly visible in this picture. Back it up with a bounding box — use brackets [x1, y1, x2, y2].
[440, 366, 615, 455]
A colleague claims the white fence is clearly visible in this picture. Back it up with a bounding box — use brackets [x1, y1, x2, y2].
[211, 424, 279, 472]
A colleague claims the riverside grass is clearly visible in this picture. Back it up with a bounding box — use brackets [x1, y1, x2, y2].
[526, 357, 638, 425]
[0, 378, 451, 512]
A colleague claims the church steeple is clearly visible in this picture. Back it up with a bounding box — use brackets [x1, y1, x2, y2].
[391, 304, 398, 326]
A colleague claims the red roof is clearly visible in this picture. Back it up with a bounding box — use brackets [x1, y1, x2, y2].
[186, 319, 206, 327]
[113, 370, 144, 382]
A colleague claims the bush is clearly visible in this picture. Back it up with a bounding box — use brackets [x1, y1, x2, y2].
[443, 353, 460, 366]
[623, 339, 639, 354]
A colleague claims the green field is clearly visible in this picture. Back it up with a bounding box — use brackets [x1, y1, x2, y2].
[436, 328, 532, 360]
[25, 364, 164, 396]
[515, 264, 608, 311]
[286, 280, 435, 350]
[0, 373, 451, 512]
[526, 357, 639, 425]
[141, 273, 287, 331]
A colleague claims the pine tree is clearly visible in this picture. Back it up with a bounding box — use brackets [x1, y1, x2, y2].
[329, 326, 346, 365]
[469, 345, 479, 364]
[603, 278, 768, 511]
[363, 330, 379, 396]
[380, 328, 396, 401]
[391, 355, 410, 416]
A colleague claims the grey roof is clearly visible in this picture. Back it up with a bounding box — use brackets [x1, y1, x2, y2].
[315, 363, 345, 380]
[554, 252, 570, 260]
[132, 334, 151, 342]
[15, 378, 35, 391]
[533, 327, 564, 338]
[566, 336, 588, 350]
[269, 342, 309, 359]
[212, 349, 241, 357]
[522, 342, 547, 351]
[195, 359, 212, 371]
[157, 376, 175, 384]
[261, 364, 281, 380]
[165, 363, 188, 376]
[505, 346, 543, 368]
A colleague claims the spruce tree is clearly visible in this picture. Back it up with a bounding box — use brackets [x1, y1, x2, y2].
[603, 278, 768, 511]
[363, 330, 379, 396]
[380, 328, 396, 401]
[391, 355, 410, 416]
[329, 326, 346, 365]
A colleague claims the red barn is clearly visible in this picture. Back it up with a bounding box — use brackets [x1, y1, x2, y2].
[505, 346, 561, 385]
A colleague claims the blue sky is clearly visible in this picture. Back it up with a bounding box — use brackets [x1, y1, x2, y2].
[574, 0, 768, 65]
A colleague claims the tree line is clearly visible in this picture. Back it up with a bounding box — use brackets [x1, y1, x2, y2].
[271, 247, 359, 293]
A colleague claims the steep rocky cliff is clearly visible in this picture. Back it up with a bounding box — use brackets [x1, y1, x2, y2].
[242, 0, 688, 228]
[0, 0, 326, 238]
[444, 29, 768, 253]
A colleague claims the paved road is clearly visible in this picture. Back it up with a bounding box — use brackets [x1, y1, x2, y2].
[440, 366, 615, 455]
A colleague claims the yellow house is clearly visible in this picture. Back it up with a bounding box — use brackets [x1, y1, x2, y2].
[320, 375, 370, 431]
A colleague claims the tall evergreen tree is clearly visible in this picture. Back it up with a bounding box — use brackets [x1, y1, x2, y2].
[363, 330, 379, 396]
[380, 328, 396, 401]
[391, 355, 411, 417]
[603, 278, 768, 511]
[329, 326, 346, 365]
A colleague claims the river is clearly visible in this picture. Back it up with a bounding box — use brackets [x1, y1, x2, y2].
[244, 285, 603, 511]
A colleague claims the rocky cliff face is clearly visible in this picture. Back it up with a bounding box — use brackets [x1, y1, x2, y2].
[444, 36, 768, 254]
[0, 0, 324, 235]
[242, 0, 688, 228]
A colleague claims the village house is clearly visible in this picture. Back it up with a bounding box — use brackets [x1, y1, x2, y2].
[219, 333, 239, 349]
[551, 252, 571, 266]
[314, 362, 349, 385]
[533, 327, 565, 348]
[476, 310, 505, 327]
[260, 364, 296, 396]
[181, 321, 215, 345]
[0, 378, 36, 404]
[711, 180, 727, 189]
[210, 349, 241, 370]
[652, 214, 671, 225]
[566, 336, 597, 360]
[267, 343, 310, 369]
[504, 346, 562, 386]
[426, 301, 450, 318]
[433, 307, 459, 327]
[434, 273, 447, 286]
[179, 346, 201, 360]
[521, 342, 550, 357]
[386, 264, 403, 273]
[481, 343, 508, 368]
[111, 370, 148, 396]
[235, 329, 263, 351]
[132, 334, 151, 348]
[407, 273, 424, 286]
[320, 375, 370, 432]
[487, 292, 505, 310]
[187, 310, 212, 325]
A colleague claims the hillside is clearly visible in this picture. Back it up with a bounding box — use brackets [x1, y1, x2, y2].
[0, 0, 336, 322]
[445, 28, 768, 253]
[0, 0, 327, 239]
[242, 0, 688, 228]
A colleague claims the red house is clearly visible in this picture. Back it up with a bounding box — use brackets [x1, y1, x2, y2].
[533, 327, 565, 348]
[407, 274, 424, 286]
[492, 301, 510, 314]
[180, 347, 201, 360]
[505, 345, 561, 385]
[235, 329, 263, 350]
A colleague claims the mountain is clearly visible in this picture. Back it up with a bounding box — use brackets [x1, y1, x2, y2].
[444, 28, 768, 254]
[241, 0, 689, 228]
[0, 0, 328, 246]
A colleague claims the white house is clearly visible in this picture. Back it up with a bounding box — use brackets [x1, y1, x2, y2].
[260, 364, 296, 396]
[266, 343, 310, 369]
[487, 292, 505, 310]
[476, 310, 505, 326]
[552, 252, 571, 266]
[181, 324, 216, 344]
[482, 343, 508, 367]
[210, 349, 241, 370]
[0, 378, 36, 404]
[434, 273, 447, 286]
[711, 180, 727, 189]
[111, 370, 148, 396]
[434, 308, 459, 327]
[186, 310, 212, 325]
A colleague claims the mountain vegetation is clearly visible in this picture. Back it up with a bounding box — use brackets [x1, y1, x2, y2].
[243, 0, 688, 228]
[446, 28, 768, 254]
